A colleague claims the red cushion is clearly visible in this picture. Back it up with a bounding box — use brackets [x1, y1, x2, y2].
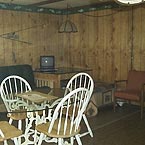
[114, 90, 140, 101]
[127, 70, 145, 91]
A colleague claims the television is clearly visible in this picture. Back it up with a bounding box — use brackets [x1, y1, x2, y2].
[40, 56, 55, 69]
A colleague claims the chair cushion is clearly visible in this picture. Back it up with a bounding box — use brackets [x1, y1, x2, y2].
[114, 90, 140, 101]
[127, 70, 145, 91]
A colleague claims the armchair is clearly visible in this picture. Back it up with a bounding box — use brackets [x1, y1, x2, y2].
[113, 70, 145, 119]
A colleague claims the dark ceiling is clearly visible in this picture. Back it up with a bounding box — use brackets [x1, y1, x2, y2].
[0, 0, 122, 14]
[0, 0, 115, 10]
[0, 0, 143, 14]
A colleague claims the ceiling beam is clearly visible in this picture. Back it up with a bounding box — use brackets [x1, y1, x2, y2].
[29, 0, 64, 6]
[62, 2, 123, 14]
[0, 2, 123, 15]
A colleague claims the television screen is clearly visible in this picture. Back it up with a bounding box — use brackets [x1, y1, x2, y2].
[40, 56, 55, 69]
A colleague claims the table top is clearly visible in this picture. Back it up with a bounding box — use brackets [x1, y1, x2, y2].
[34, 67, 92, 75]
[94, 81, 114, 93]
[17, 91, 58, 104]
[0, 88, 64, 113]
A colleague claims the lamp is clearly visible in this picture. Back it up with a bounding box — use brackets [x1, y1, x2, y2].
[115, 0, 144, 5]
[58, 4, 78, 33]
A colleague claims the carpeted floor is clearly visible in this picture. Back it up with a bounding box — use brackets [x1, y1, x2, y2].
[79, 104, 145, 145]
[0, 104, 145, 145]
[94, 113, 145, 145]
[85, 104, 140, 131]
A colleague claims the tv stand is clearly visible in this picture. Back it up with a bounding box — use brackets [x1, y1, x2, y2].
[34, 67, 92, 88]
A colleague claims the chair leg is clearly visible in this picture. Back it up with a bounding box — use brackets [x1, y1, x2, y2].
[8, 118, 13, 124]
[3, 140, 8, 145]
[18, 120, 22, 144]
[113, 98, 116, 112]
[34, 130, 39, 145]
[13, 138, 19, 145]
[75, 135, 82, 145]
[38, 133, 44, 145]
[25, 118, 28, 129]
[82, 114, 93, 137]
[8, 118, 22, 144]
[58, 138, 64, 145]
[70, 137, 74, 145]
[141, 101, 144, 119]
[18, 120, 22, 130]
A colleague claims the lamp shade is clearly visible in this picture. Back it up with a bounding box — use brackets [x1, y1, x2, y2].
[58, 19, 78, 33]
[115, 0, 143, 5]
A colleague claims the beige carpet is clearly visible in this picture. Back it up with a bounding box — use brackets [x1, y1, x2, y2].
[0, 104, 6, 112]
[0, 104, 143, 145]
[81, 110, 145, 145]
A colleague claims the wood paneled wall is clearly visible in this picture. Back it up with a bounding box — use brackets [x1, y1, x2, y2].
[0, 10, 61, 69]
[0, 5, 145, 83]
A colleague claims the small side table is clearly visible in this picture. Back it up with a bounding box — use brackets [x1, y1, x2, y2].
[94, 82, 114, 106]
[86, 81, 114, 117]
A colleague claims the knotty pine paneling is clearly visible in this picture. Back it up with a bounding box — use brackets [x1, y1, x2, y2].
[133, 6, 145, 71]
[0, 10, 61, 70]
[68, 8, 132, 82]
[0, 5, 145, 83]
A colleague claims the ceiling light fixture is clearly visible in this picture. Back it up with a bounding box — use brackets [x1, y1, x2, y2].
[115, 0, 144, 5]
[58, 4, 78, 33]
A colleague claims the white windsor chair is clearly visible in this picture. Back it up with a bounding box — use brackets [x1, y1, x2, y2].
[0, 75, 32, 144]
[64, 72, 94, 137]
[36, 87, 91, 145]
[0, 121, 22, 145]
